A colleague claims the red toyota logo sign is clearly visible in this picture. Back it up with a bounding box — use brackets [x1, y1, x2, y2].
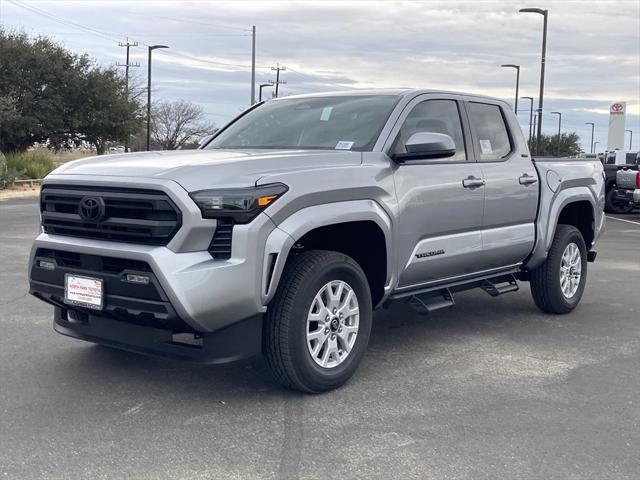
[610, 103, 624, 114]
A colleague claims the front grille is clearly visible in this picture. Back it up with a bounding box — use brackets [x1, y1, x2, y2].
[40, 185, 182, 246]
[208, 218, 234, 259]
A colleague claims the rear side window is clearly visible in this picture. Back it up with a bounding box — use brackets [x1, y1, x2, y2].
[468, 102, 512, 161]
[626, 153, 637, 165]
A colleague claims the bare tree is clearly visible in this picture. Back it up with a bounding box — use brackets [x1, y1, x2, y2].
[151, 99, 216, 150]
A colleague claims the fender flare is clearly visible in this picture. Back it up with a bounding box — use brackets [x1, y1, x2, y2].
[260, 200, 395, 305]
[526, 185, 600, 270]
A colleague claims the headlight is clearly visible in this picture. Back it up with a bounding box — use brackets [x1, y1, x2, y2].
[189, 183, 288, 224]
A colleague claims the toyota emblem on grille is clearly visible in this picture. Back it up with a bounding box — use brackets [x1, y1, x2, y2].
[78, 196, 105, 222]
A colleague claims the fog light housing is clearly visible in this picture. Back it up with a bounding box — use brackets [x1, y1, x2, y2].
[125, 274, 150, 285]
[38, 260, 55, 270]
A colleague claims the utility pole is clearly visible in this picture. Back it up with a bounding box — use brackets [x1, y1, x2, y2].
[259, 82, 274, 102]
[521, 96, 534, 147]
[519, 8, 549, 159]
[146, 44, 169, 152]
[585, 122, 595, 154]
[250, 26, 256, 105]
[501, 64, 520, 114]
[118, 38, 139, 152]
[533, 113, 538, 151]
[551, 111, 562, 156]
[271, 64, 286, 97]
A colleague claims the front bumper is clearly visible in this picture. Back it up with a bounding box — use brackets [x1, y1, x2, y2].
[29, 213, 275, 333]
[53, 307, 262, 364]
[614, 188, 640, 205]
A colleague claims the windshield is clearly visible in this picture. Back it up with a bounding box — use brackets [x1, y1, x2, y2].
[206, 95, 399, 152]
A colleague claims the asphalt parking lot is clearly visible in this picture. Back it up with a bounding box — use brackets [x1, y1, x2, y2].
[1, 196, 639, 480]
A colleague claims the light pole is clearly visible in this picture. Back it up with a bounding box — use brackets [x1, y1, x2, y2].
[593, 141, 600, 153]
[501, 64, 520, 113]
[250, 26, 256, 105]
[521, 96, 534, 146]
[519, 7, 548, 158]
[625, 129, 633, 150]
[551, 111, 562, 156]
[147, 44, 169, 152]
[259, 82, 274, 102]
[585, 122, 595, 154]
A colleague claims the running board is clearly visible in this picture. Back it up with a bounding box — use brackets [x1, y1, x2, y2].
[407, 288, 455, 314]
[480, 274, 519, 297]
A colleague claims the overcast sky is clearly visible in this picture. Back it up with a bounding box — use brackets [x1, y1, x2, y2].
[1, 0, 639, 152]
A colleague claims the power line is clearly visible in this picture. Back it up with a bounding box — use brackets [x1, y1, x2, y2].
[286, 67, 356, 90]
[77, 4, 254, 33]
[9, 0, 267, 72]
[8, 0, 123, 42]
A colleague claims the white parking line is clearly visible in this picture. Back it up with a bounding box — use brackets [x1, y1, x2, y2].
[606, 215, 640, 227]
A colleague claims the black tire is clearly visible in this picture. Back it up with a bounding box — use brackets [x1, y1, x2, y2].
[605, 188, 634, 214]
[530, 225, 588, 314]
[264, 250, 372, 393]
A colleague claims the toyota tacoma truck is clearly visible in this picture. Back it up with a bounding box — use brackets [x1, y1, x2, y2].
[614, 164, 640, 209]
[603, 150, 638, 214]
[29, 90, 605, 393]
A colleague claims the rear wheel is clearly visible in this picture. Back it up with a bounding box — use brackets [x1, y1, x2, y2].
[530, 225, 588, 314]
[605, 188, 634, 214]
[264, 250, 372, 393]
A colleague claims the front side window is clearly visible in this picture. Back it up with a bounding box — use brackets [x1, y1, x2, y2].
[206, 95, 399, 152]
[468, 102, 512, 161]
[392, 99, 467, 162]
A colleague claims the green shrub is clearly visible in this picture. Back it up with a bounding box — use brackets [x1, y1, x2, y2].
[5, 150, 56, 179]
[1, 153, 22, 187]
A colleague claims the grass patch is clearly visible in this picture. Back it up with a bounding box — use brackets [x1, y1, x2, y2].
[4, 150, 57, 179]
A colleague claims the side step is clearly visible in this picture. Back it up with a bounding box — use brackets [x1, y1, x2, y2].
[480, 274, 519, 297]
[407, 288, 455, 314]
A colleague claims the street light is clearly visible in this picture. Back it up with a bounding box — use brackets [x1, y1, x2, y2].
[259, 82, 274, 102]
[625, 129, 633, 150]
[521, 96, 534, 146]
[593, 141, 600, 153]
[585, 122, 595, 154]
[147, 44, 169, 151]
[501, 64, 520, 114]
[519, 7, 548, 157]
[550, 111, 562, 156]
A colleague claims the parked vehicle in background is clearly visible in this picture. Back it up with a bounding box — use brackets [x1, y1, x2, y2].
[603, 150, 639, 213]
[615, 158, 640, 210]
[29, 89, 605, 392]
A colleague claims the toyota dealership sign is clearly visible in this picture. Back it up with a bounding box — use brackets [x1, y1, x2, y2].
[607, 101, 626, 149]
[610, 103, 625, 115]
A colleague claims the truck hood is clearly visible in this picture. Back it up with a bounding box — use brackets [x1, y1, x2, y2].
[51, 149, 363, 191]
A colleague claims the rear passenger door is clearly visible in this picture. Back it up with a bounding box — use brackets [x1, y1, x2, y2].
[466, 101, 538, 269]
[389, 96, 486, 288]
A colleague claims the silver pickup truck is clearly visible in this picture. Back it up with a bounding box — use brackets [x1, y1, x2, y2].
[615, 164, 640, 208]
[29, 90, 605, 392]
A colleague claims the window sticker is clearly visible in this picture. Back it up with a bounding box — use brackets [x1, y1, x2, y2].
[479, 139, 493, 154]
[320, 107, 333, 121]
[335, 141, 354, 150]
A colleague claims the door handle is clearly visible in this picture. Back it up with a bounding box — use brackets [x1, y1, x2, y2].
[462, 176, 486, 188]
[519, 174, 538, 185]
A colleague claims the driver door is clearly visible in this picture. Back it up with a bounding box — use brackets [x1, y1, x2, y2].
[389, 96, 486, 289]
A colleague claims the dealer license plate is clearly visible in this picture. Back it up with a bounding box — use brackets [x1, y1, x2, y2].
[64, 274, 104, 310]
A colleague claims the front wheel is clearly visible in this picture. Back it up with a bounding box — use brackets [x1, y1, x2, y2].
[264, 250, 372, 393]
[530, 225, 588, 314]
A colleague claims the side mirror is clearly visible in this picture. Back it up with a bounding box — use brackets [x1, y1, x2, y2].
[394, 132, 456, 163]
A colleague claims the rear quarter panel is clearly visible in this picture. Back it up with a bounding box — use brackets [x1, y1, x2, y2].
[527, 158, 605, 270]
